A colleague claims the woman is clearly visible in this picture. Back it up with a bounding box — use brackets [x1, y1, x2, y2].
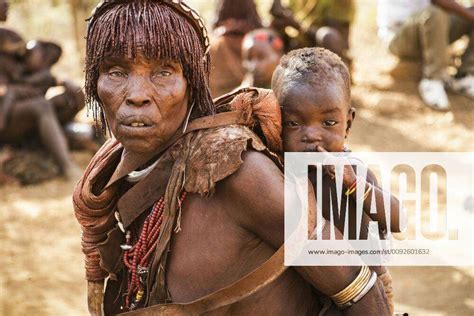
[76, 1, 390, 315]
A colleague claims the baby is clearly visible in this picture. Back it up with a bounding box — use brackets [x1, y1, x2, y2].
[272, 47, 400, 313]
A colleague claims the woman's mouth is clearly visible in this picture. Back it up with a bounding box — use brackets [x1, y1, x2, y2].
[128, 122, 147, 127]
[121, 116, 154, 128]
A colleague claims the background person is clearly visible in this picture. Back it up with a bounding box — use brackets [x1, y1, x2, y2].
[209, 0, 262, 98]
[240, 28, 284, 89]
[270, 0, 355, 71]
[377, 0, 474, 110]
[0, 1, 82, 181]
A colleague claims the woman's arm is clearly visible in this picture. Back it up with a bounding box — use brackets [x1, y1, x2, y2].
[222, 151, 390, 315]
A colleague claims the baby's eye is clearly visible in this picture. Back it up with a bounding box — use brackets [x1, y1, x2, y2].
[323, 120, 337, 127]
[284, 121, 300, 127]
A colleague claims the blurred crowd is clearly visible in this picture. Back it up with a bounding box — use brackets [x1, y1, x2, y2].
[0, 0, 473, 184]
[0, 0, 100, 184]
[210, 0, 473, 108]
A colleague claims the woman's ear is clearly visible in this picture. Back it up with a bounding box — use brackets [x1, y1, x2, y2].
[345, 107, 356, 139]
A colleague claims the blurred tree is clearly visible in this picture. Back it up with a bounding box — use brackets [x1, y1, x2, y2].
[68, 0, 95, 67]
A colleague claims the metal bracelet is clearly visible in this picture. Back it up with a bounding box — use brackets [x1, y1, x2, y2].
[338, 271, 378, 309]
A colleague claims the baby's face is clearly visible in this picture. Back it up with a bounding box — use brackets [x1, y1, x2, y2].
[242, 38, 281, 88]
[281, 82, 354, 153]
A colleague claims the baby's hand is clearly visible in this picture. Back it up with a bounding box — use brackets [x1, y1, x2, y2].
[316, 145, 357, 188]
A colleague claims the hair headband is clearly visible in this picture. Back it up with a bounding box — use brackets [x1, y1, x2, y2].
[88, 0, 210, 55]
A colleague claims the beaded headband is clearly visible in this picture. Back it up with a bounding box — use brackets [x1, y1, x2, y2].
[243, 29, 284, 52]
[87, 0, 210, 55]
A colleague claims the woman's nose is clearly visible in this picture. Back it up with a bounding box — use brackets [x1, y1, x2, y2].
[126, 94, 151, 107]
[126, 77, 152, 107]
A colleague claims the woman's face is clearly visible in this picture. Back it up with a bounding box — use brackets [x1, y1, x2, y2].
[97, 53, 189, 154]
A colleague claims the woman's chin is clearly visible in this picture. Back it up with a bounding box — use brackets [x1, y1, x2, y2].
[120, 138, 163, 154]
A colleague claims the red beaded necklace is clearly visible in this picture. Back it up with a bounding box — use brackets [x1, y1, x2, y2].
[122, 191, 187, 310]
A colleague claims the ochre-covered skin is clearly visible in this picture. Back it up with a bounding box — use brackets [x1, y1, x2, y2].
[75, 125, 323, 315]
[77, 1, 390, 315]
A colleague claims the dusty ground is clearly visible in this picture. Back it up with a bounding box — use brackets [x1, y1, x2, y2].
[1, 1, 473, 315]
[350, 2, 474, 315]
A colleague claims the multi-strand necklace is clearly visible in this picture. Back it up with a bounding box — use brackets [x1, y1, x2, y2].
[122, 191, 187, 310]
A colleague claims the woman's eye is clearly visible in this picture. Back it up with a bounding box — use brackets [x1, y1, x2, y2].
[323, 120, 337, 127]
[109, 69, 127, 78]
[152, 70, 173, 78]
[284, 121, 299, 127]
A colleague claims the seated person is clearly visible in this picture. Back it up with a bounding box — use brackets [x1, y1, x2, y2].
[240, 28, 284, 89]
[377, 0, 474, 110]
[12, 40, 85, 124]
[0, 18, 82, 178]
[270, 0, 355, 70]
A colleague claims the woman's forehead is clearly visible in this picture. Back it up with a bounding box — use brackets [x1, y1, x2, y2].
[101, 53, 182, 68]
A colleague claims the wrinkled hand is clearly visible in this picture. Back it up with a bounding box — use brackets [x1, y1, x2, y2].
[316, 145, 357, 188]
[87, 280, 104, 316]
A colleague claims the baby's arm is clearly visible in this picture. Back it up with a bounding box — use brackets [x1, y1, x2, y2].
[348, 169, 401, 234]
[315, 146, 401, 233]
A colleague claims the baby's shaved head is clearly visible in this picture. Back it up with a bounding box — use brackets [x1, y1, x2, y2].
[272, 47, 351, 107]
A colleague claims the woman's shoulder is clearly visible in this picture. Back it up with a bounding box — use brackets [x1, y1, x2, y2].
[182, 124, 282, 195]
